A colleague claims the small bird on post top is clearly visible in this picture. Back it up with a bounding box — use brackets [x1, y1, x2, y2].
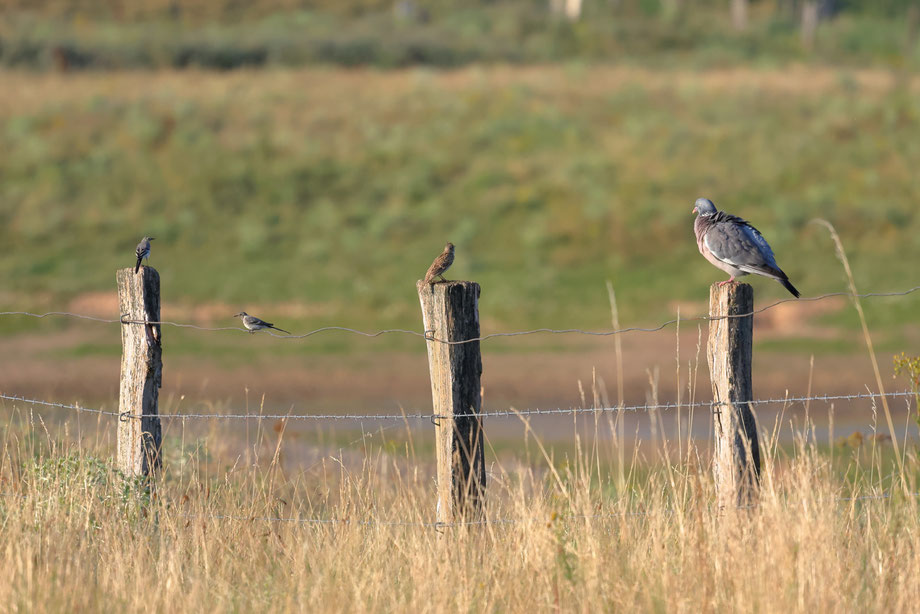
[423, 242, 455, 290]
[135, 236, 154, 274]
[692, 198, 800, 298]
[234, 312, 291, 335]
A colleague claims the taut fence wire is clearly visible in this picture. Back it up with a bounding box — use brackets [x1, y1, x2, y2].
[0, 394, 122, 417]
[1, 391, 915, 423]
[0, 285, 917, 345]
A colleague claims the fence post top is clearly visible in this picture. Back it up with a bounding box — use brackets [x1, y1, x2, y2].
[710, 281, 752, 293]
[117, 266, 160, 279]
[416, 279, 479, 290]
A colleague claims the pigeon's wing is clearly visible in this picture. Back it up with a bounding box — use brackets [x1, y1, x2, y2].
[702, 213, 786, 280]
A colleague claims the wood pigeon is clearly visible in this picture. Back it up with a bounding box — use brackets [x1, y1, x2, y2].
[692, 198, 799, 298]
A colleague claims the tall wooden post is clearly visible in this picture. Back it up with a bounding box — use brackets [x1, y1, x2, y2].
[905, 4, 919, 57]
[707, 282, 760, 509]
[801, 1, 819, 50]
[731, 0, 748, 31]
[417, 280, 485, 523]
[117, 267, 163, 477]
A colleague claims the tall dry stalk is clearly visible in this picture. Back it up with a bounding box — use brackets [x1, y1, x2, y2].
[606, 281, 626, 493]
[812, 219, 905, 486]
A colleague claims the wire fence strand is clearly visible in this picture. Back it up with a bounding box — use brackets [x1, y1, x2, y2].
[0, 394, 121, 417]
[2, 389, 917, 529]
[3, 390, 914, 423]
[1, 285, 918, 345]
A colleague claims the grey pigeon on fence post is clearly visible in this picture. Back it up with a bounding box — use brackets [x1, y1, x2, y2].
[234, 312, 291, 335]
[692, 198, 800, 298]
[134, 236, 154, 274]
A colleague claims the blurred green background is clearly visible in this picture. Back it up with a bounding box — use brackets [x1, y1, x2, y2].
[2, 0, 920, 70]
[1, 0, 918, 371]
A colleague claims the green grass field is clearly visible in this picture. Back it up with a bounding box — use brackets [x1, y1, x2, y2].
[2, 67, 919, 346]
[2, 1, 920, 70]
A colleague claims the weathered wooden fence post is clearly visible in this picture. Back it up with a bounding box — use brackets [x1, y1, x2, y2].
[708, 282, 761, 509]
[801, 2, 820, 50]
[417, 280, 485, 523]
[116, 267, 163, 477]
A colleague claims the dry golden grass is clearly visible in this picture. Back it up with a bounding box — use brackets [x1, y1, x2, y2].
[1, 400, 919, 613]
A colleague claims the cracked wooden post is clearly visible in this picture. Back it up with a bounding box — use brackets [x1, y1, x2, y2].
[708, 282, 761, 509]
[417, 280, 485, 523]
[116, 267, 163, 477]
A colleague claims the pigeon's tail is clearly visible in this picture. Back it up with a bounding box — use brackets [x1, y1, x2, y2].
[780, 278, 800, 299]
[270, 325, 291, 335]
[134, 256, 142, 274]
[744, 263, 800, 299]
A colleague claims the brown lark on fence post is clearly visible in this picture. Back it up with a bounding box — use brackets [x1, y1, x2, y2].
[417, 280, 485, 524]
[708, 282, 761, 509]
[116, 267, 163, 477]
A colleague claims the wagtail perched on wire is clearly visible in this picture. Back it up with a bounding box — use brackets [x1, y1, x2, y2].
[234, 312, 291, 335]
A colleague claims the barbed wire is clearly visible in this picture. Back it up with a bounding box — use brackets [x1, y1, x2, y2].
[0, 310, 245, 332]
[1, 285, 918, 346]
[2, 390, 914, 423]
[433, 391, 916, 421]
[0, 394, 121, 417]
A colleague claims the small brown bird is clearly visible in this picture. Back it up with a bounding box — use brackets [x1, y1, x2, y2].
[423, 242, 455, 287]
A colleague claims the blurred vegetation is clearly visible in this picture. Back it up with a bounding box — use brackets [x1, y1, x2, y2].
[894, 352, 920, 427]
[0, 0, 919, 70]
[1, 67, 918, 337]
